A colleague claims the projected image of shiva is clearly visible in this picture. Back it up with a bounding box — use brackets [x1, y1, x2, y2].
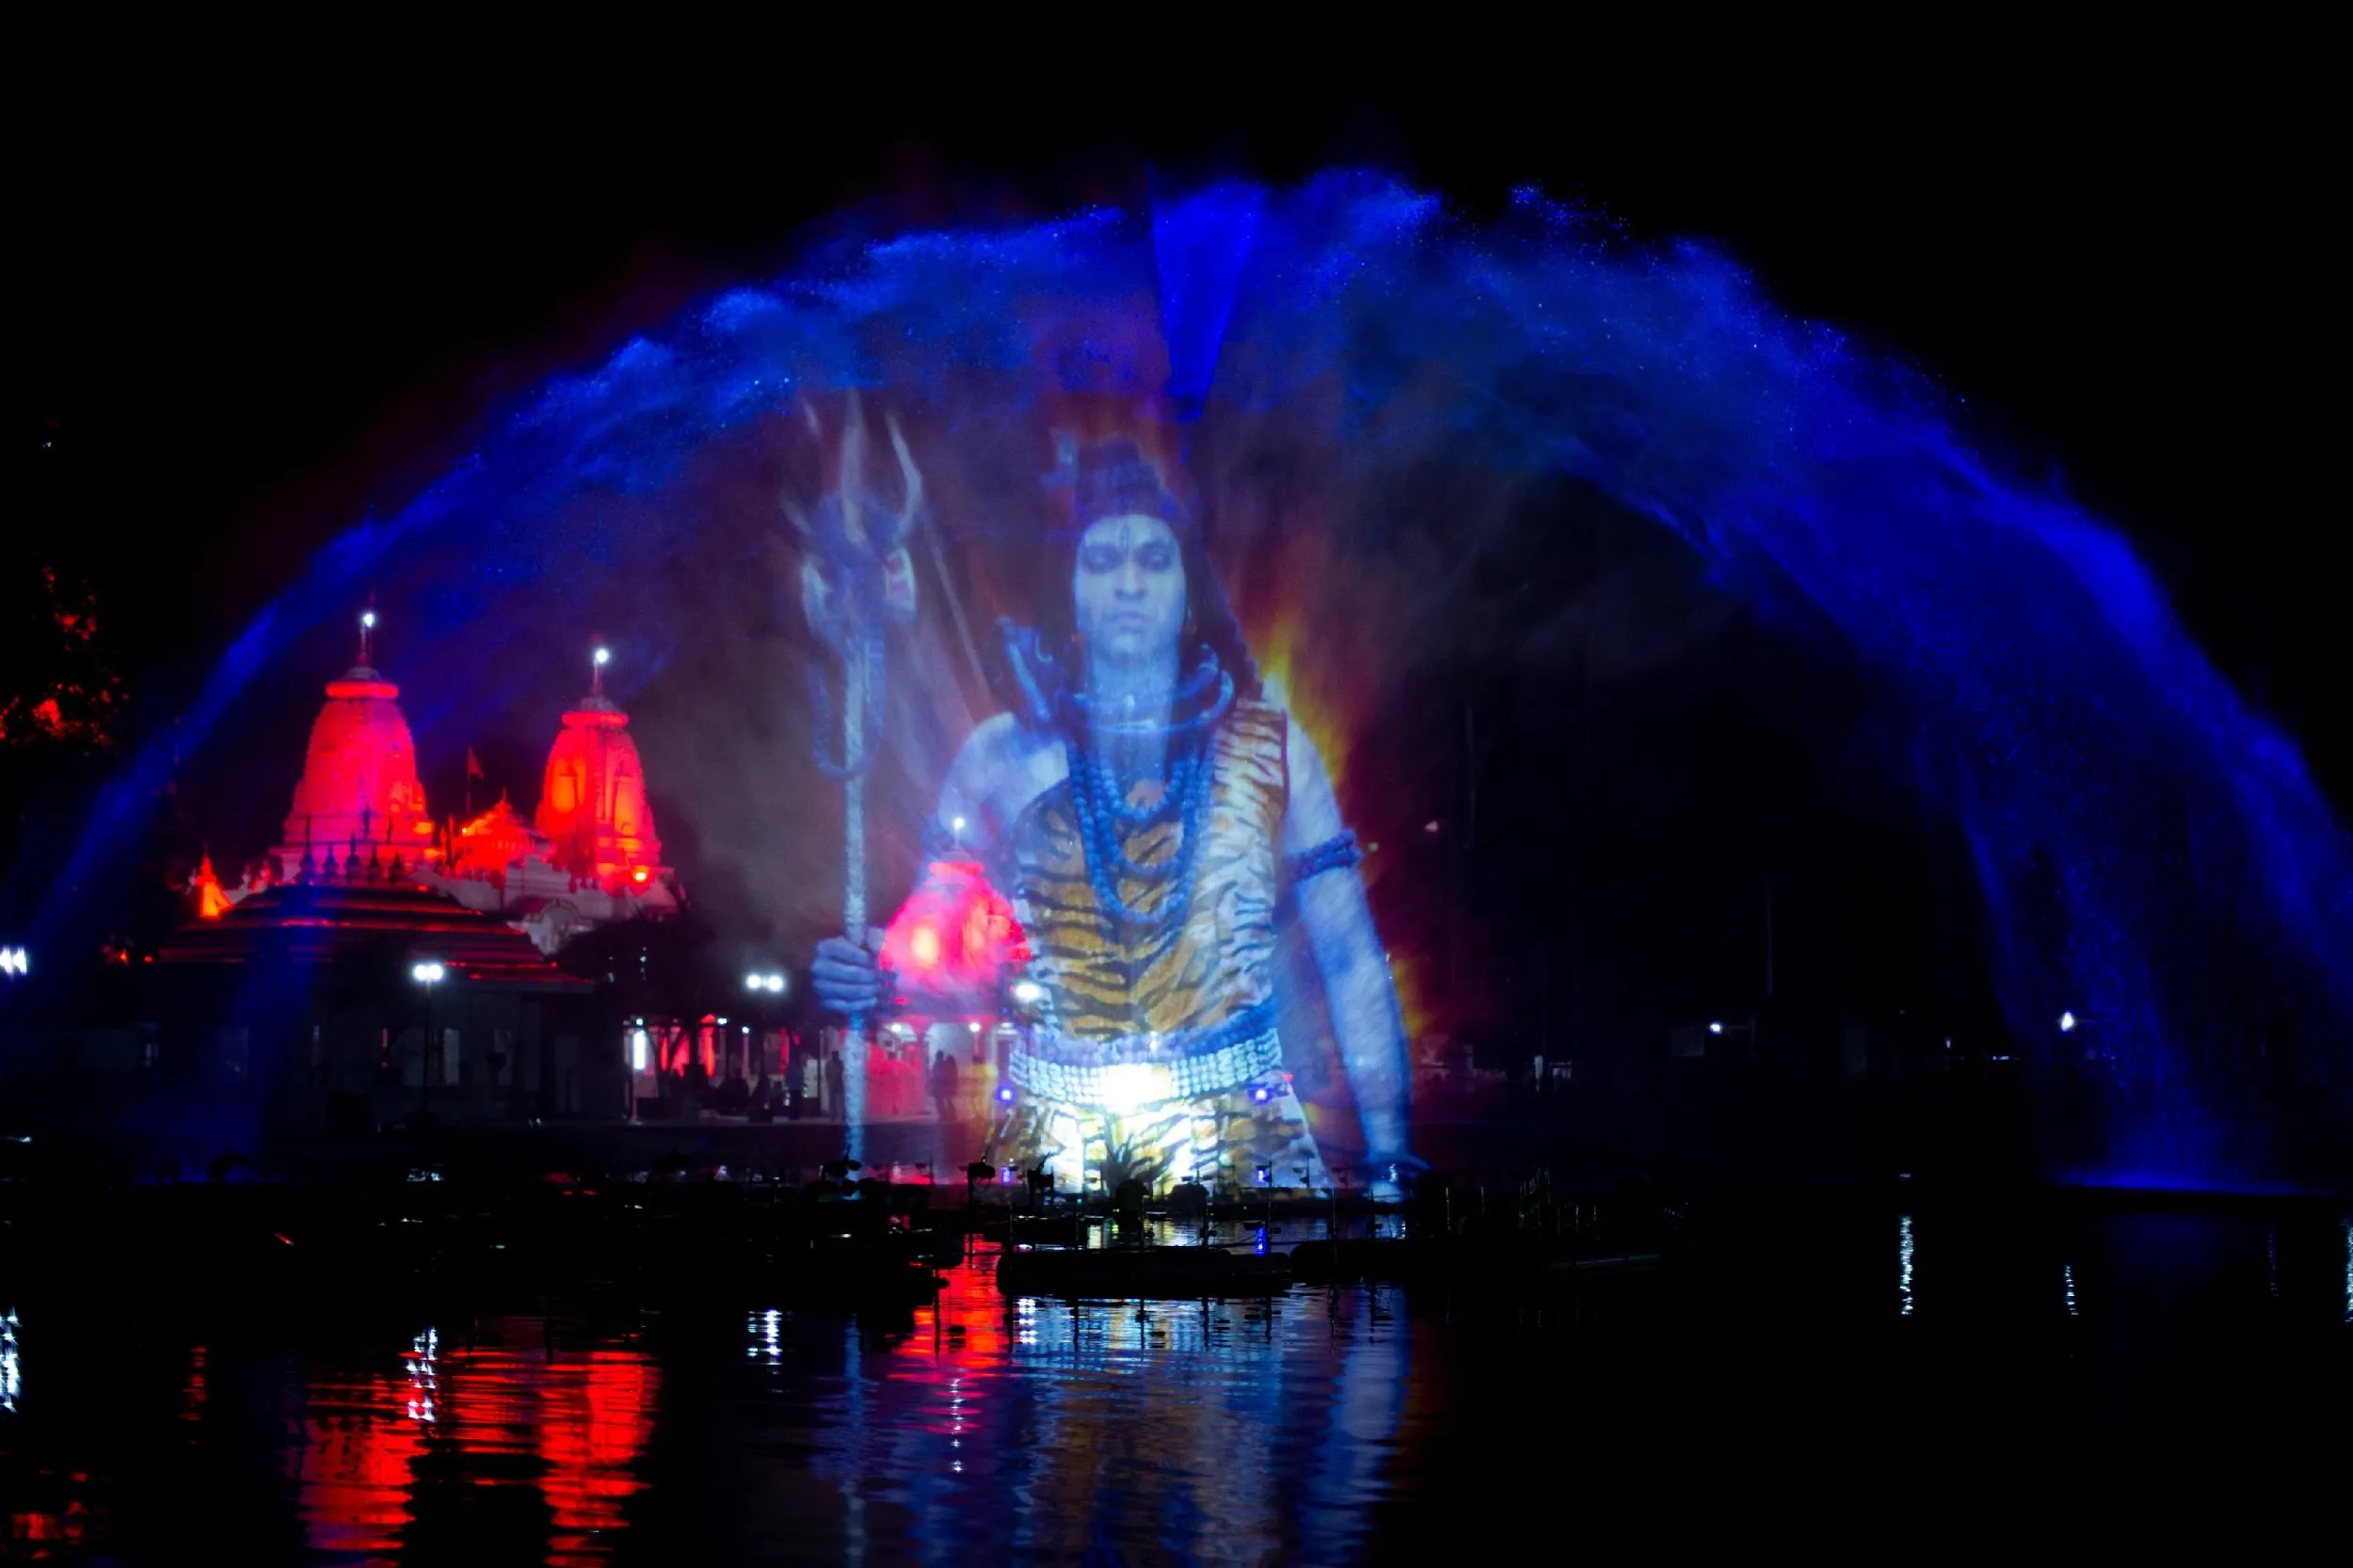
[812, 435, 1415, 1194]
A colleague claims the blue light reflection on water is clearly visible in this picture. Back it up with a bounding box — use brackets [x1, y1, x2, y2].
[1, 1307, 18, 1414]
[1898, 1213, 1916, 1316]
[727, 1248, 1412, 1565]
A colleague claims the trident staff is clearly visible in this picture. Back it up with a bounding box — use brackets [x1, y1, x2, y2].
[788, 394, 921, 1161]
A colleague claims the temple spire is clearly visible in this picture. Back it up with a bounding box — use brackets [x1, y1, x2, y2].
[358, 599, 377, 667]
[590, 636, 611, 697]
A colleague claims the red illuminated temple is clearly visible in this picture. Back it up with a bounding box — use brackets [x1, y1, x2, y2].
[200, 618, 681, 954]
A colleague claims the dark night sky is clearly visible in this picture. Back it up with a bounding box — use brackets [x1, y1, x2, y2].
[8, 50, 2338, 1023]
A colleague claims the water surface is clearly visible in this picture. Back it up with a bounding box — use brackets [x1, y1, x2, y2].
[4, 1207, 2346, 1561]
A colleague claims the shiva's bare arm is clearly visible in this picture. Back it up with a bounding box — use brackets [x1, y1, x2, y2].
[1284, 717, 1415, 1165]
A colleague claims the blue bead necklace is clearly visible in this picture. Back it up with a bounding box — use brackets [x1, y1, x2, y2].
[1064, 654, 1233, 931]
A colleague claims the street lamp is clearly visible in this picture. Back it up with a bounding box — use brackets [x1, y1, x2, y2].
[740, 972, 787, 1087]
[410, 960, 447, 1123]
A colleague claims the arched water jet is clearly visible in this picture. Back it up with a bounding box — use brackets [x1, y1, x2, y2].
[47, 172, 2350, 1189]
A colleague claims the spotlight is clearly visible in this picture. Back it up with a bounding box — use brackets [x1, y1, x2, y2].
[360, 610, 376, 630]
[2058, 1011, 2077, 1033]
[1251, 1084, 1272, 1104]
[410, 961, 446, 985]
[1254, 1164, 1273, 1187]
[1708, 1021, 1724, 1035]
[593, 646, 611, 666]
[1010, 979, 1045, 1006]
[996, 1085, 1016, 1105]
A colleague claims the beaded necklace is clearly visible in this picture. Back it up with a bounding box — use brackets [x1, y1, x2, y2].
[1064, 652, 1234, 931]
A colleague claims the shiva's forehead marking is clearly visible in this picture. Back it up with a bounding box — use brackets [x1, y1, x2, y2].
[1084, 516, 1174, 555]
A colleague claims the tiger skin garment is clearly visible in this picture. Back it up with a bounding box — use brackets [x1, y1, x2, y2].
[986, 696, 1331, 1192]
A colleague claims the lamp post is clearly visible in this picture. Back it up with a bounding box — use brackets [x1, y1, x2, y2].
[744, 969, 787, 1083]
[410, 960, 447, 1124]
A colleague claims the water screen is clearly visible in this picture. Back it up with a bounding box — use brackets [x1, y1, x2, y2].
[53, 174, 2353, 1191]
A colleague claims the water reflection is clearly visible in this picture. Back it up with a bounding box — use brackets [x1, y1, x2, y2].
[292, 1319, 658, 1563]
[4, 1208, 2346, 1561]
[755, 1248, 1417, 1563]
[1898, 1213, 1917, 1315]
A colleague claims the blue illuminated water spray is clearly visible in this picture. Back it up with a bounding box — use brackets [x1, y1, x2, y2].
[40, 172, 2353, 1189]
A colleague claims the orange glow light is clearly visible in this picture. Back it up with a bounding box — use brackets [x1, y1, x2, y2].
[909, 926, 941, 968]
[193, 854, 232, 920]
[631, 867, 649, 884]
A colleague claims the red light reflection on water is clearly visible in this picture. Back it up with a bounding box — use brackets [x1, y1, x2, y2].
[293, 1320, 657, 1564]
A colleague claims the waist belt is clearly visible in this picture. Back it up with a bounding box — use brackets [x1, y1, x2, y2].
[1010, 1000, 1281, 1104]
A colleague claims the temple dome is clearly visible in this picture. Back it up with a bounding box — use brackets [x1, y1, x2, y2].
[279, 654, 435, 864]
[449, 791, 552, 883]
[536, 682, 663, 889]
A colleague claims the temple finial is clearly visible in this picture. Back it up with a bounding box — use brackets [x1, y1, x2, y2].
[591, 636, 611, 696]
[358, 597, 377, 666]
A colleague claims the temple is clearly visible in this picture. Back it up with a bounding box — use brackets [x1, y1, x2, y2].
[438, 647, 680, 951]
[204, 616, 681, 953]
[170, 609, 1058, 1126]
[268, 613, 435, 874]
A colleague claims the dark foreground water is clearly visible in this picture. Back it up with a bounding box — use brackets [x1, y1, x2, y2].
[4, 1202, 2349, 1563]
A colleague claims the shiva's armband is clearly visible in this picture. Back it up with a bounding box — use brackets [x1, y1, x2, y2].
[1286, 831, 1362, 887]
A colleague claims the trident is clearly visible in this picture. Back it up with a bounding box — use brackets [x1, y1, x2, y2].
[788, 394, 921, 1161]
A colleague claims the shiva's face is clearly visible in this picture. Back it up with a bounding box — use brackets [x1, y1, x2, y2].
[1073, 514, 1186, 669]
